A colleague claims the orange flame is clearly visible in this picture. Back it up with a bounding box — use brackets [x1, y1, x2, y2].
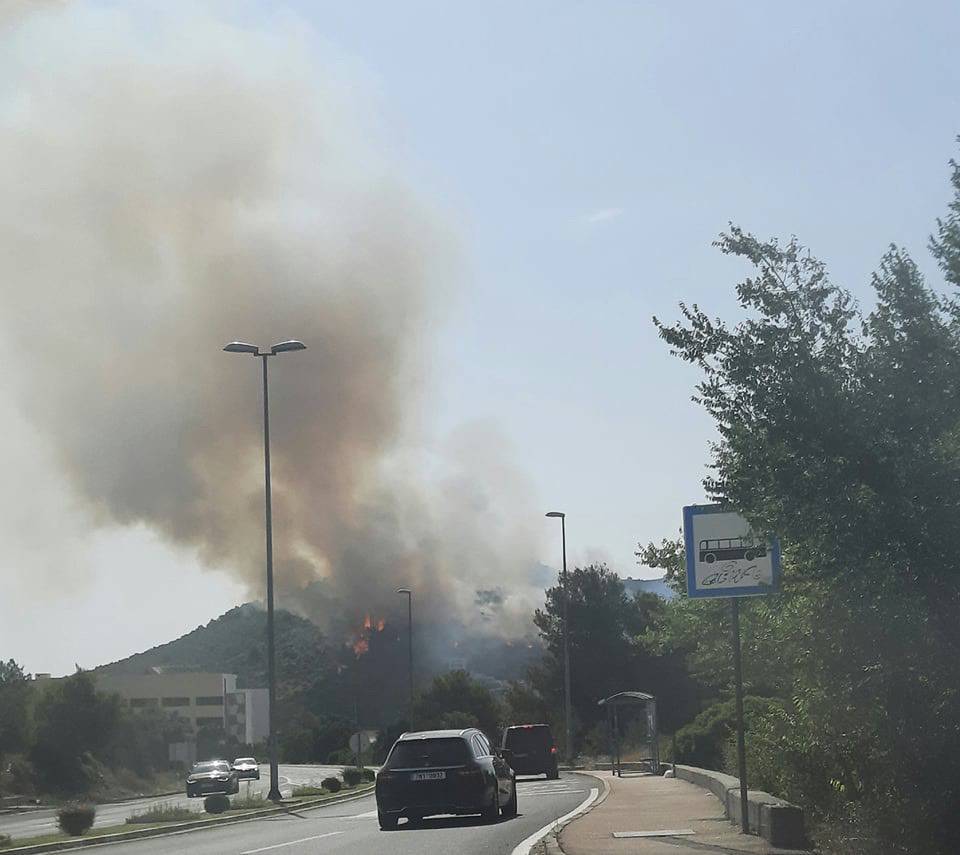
[350, 614, 386, 657]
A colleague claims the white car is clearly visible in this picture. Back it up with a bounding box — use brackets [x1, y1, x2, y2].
[232, 757, 260, 780]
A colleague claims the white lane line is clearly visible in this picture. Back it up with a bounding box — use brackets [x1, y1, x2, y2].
[511, 786, 599, 855]
[613, 829, 696, 838]
[519, 790, 587, 798]
[517, 784, 586, 793]
[241, 831, 343, 853]
[347, 809, 378, 818]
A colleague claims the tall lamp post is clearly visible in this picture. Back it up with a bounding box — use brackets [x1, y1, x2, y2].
[224, 339, 306, 802]
[546, 511, 573, 765]
[396, 588, 414, 728]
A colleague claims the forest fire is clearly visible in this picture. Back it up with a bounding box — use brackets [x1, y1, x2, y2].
[351, 613, 386, 656]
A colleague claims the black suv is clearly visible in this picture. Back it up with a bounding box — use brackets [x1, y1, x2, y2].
[501, 724, 559, 779]
[375, 728, 517, 830]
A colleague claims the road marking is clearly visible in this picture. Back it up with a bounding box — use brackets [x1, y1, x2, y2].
[519, 790, 586, 798]
[613, 829, 696, 838]
[241, 831, 343, 853]
[347, 809, 378, 818]
[519, 784, 583, 791]
[510, 786, 599, 855]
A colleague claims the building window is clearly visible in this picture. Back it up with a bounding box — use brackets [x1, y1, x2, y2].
[129, 698, 159, 708]
[162, 697, 190, 707]
[195, 696, 224, 706]
[196, 717, 224, 728]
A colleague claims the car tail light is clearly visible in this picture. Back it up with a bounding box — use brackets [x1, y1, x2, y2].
[377, 772, 395, 783]
[457, 769, 482, 780]
[550, 746, 557, 754]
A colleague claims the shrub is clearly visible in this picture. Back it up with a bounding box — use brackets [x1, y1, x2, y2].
[57, 803, 96, 836]
[320, 776, 341, 793]
[361, 768, 375, 782]
[673, 696, 779, 771]
[0, 833, 11, 848]
[326, 748, 353, 765]
[203, 794, 230, 814]
[342, 767, 362, 787]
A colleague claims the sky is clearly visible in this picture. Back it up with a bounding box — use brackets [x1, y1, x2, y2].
[3, 0, 960, 675]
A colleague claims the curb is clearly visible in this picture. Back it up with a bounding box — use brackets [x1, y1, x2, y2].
[544, 772, 611, 855]
[0, 785, 375, 854]
[513, 772, 609, 855]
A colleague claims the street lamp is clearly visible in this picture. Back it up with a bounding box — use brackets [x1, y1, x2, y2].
[224, 339, 306, 802]
[396, 588, 414, 728]
[546, 511, 573, 765]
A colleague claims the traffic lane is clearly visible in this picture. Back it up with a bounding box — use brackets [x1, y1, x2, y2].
[51, 774, 595, 855]
[0, 764, 345, 840]
[245, 774, 594, 855]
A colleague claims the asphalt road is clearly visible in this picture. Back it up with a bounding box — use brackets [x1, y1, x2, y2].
[0, 764, 344, 841]
[34, 774, 596, 855]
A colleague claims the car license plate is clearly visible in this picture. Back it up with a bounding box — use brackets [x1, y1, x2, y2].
[410, 771, 446, 782]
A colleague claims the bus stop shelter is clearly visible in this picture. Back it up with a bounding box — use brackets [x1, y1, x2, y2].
[598, 691, 659, 776]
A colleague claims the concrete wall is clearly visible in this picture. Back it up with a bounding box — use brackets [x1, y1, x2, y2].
[674, 764, 806, 849]
[243, 688, 269, 744]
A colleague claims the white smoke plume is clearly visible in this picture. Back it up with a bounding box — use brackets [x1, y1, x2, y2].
[0, 4, 542, 637]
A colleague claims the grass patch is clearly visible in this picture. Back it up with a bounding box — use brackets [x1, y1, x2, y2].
[291, 786, 326, 797]
[126, 802, 199, 824]
[230, 793, 268, 810]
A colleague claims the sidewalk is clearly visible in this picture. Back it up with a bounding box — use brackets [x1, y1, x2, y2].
[558, 772, 809, 855]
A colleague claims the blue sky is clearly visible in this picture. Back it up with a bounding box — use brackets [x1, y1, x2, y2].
[4, 0, 960, 674]
[273, 0, 960, 569]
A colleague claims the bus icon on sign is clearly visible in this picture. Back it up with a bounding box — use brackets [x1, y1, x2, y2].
[698, 537, 767, 564]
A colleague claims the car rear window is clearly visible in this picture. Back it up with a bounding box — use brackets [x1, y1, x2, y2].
[387, 738, 470, 768]
[505, 726, 553, 752]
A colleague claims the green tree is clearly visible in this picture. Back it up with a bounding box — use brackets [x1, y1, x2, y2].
[31, 671, 122, 794]
[279, 712, 353, 763]
[414, 671, 501, 738]
[531, 564, 697, 742]
[107, 705, 189, 776]
[650, 155, 960, 855]
[0, 660, 32, 775]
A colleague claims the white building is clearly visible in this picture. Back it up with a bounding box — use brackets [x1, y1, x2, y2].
[93, 671, 269, 746]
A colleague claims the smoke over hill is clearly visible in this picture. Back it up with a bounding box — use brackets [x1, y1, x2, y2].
[0, 6, 543, 645]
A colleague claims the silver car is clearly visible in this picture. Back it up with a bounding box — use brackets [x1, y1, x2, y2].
[232, 757, 260, 780]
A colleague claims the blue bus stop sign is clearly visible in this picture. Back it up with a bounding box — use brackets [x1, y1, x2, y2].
[683, 504, 781, 598]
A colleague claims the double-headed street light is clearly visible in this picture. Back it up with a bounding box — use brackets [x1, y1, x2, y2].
[396, 588, 414, 728]
[224, 339, 306, 802]
[546, 511, 573, 765]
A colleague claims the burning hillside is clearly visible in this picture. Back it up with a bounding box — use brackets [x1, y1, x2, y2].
[351, 614, 387, 657]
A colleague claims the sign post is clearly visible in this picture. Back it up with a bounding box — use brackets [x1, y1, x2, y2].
[683, 504, 781, 835]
